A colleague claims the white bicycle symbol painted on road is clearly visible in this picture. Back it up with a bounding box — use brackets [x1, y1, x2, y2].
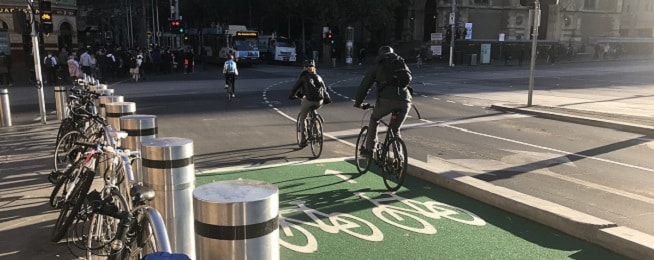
[278, 193, 486, 253]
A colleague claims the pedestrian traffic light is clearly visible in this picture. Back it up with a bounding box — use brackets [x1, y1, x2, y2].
[170, 19, 184, 34]
[39, 0, 53, 34]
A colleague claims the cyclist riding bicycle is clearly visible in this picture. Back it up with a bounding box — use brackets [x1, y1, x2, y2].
[353, 46, 413, 156]
[289, 59, 330, 148]
[223, 54, 239, 97]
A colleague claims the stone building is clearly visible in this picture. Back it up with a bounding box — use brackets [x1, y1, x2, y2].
[0, 0, 77, 62]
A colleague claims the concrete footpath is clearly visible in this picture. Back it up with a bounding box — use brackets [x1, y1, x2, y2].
[2, 66, 654, 259]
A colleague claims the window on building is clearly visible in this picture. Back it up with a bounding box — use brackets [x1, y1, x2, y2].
[584, 0, 596, 9]
[474, 0, 489, 4]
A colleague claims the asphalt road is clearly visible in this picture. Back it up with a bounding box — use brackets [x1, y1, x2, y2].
[3, 60, 653, 258]
[73, 61, 652, 238]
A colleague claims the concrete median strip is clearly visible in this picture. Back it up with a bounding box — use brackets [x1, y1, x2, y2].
[407, 158, 654, 259]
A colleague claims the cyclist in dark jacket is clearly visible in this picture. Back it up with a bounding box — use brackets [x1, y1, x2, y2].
[289, 59, 329, 148]
[353, 46, 412, 155]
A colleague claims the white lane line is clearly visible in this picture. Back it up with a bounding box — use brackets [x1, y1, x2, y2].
[325, 169, 357, 183]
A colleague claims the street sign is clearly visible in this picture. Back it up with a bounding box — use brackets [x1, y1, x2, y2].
[449, 13, 455, 25]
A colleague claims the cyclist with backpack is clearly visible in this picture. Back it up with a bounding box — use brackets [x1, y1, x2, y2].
[353, 46, 413, 156]
[289, 59, 331, 148]
[222, 54, 239, 97]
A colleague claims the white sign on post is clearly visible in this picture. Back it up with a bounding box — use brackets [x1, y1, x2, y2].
[499, 33, 505, 42]
[449, 13, 455, 25]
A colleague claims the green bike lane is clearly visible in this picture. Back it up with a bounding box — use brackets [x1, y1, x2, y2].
[195, 158, 625, 260]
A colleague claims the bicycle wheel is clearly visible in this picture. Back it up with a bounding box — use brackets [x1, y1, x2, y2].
[85, 190, 129, 259]
[355, 126, 372, 174]
[120, 208, 159, 259]
[295, 113, 304, 148]
[382, 137, 408, 191]
[309, 117, 323, 158]
[49, 159, 84, 208]
[51, 169, 96, 242]
[55, 117, 75, 147]
[53, 130, 86, 172]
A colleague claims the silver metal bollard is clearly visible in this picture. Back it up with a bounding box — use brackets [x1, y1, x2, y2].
[97, 88, 114, 96]
[0, 89, 11, 127]
[54, 86, 68, 120]
[120, 114, 157, 183]
[105, 102, 136, 130]
[89, 84, 107, 94]
[98, 95, 124, 118]
[141, 137, 195, 258]
[194, 179, 280, 260]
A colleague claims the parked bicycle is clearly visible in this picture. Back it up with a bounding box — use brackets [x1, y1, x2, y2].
[296, 106, 324, 158]
[83, 187, 172, 260]
[355, 103, 413, 191]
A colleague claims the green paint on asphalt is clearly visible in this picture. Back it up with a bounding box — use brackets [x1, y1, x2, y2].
[196, 159, 625, 260]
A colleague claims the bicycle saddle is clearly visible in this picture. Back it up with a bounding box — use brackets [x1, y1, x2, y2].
[131, 184, 155, 202]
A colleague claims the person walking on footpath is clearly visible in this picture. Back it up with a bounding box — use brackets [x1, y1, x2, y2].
[43, 51, 59, 86]
[80, 48, 93, 76]
[222, 54, 239, 98]
[67, 55, 83, 82]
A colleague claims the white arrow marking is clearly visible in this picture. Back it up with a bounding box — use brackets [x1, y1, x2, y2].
[324, 169, 357, 183]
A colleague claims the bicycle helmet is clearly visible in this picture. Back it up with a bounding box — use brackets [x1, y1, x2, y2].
[303, 59, 315, 67]
[379, 46, 394, 54]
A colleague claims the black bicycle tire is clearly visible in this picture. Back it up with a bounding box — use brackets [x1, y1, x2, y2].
[53, 130, 86, 172]
[49, 176, 66, 208]
[310, 116, 323, 158]
[355, 126, 372, 174]
[50, 170, 96, 242]
[55, 117, 74, 147]
[295, 113, 303, 147]
[119, 209, 159, 260]
[382, 137, 408, 191]
[49, 159, 83, 208]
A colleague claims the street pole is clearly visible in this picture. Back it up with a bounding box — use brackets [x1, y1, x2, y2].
[449, 0, 456, 67]
[527, 0, 541, 106]
[29, 0, 47, 124]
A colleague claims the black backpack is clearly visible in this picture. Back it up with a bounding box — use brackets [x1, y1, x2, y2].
[45, 57, 54, 68]
[303, 73, 325, 101]
[381, 55, 412, 89]
[129, 58, 138, 68]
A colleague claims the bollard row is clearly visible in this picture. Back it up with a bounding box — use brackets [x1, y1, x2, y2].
[47, 73, 280, 260]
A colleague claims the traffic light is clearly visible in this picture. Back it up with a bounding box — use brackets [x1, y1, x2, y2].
[12, 11, 29, 34]
[326, 32, 334, 45]
[170, 19, 184, 34]
[445, 28, 452, 42]
[183, 35, 189, 44]
[39, 0, 53, 34]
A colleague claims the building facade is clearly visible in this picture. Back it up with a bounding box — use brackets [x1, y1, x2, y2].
[0, 0, 78, 62]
